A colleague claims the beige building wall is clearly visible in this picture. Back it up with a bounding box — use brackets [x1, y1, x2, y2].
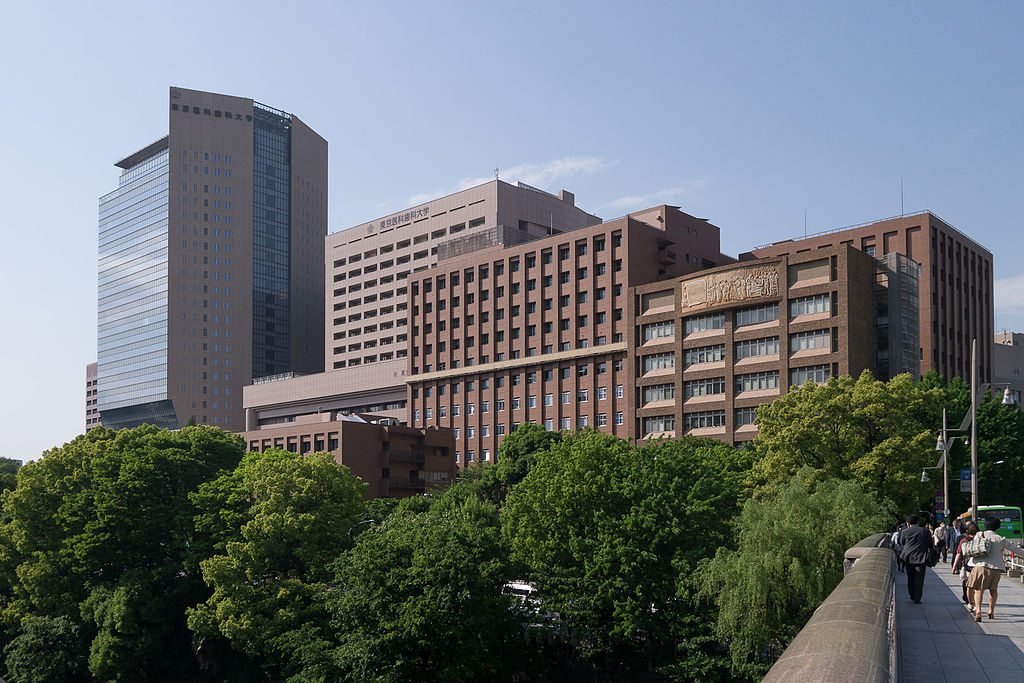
[994, 332, 1024, 406]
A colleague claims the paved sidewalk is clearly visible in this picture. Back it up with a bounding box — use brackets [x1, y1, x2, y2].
[897, 561, 1024, 681]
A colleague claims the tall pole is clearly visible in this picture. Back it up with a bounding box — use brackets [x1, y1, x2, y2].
[942, 407, 950, 521]
[971, 338, 978, 522]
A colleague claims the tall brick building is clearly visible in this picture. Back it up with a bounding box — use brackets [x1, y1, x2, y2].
[744, 211, 993, 384]
[406, 206, 734, 462]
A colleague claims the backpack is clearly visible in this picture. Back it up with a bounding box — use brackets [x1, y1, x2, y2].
[964, 531, 993, 559]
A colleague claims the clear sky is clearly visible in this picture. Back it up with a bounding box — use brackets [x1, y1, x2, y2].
[2, 1, 1023, 462]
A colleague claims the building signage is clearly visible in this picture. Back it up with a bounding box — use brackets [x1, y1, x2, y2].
[681, 265, 780, 309]
[365, 207, 431, 234]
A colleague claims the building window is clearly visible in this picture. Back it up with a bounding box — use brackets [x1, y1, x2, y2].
[790, 329, 831, 352]
[735, 303, 779, 327]
[735, 336, 780, 359]
[528, 395, 537, 408]
[642, 320, 675, 341]
[685, 410, 726, 431]
[561, 391, 571, 404]
[791, 364, 831, 385]
[685, 377, 725, 398]
[643, 384, 675, 403]
[577, 415, 589, 428]
[598, 386, 607, 400]
[544, 418, 554, 431]
[685, 344, 725, 366]
[513, 397, 521, 410]
[497, 399, 505, 411]
[577, 389, 589, 402]
[597, 413, 608, 427]
[560, 417, 571, 430]
[642, 352, 675, 372]
[544, 393, 553, 406]
[735, 371, 780, 392]
[643, 415, 675, 434]
[614, 384, 623, 399]
[790, 294, 831, 317]
[735, 407, 758, 426]
[684, 313, 726, 334]
[614, 411, 624, 425]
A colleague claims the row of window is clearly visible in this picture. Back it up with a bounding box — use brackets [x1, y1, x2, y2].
[412, 362, 625, 400]
[641, 330, 832, 373]
[335, 217, 488, 268]
[643, 407, 759, 435]
[415, 384, 626, 419]
[681, 295, 831, 335]
[672, 365, 831, 398]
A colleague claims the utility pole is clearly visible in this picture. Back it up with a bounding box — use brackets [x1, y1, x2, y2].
[970, 338, 978, 522]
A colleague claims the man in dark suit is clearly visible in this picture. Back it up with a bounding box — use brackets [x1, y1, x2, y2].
[900, 514, 935, 604]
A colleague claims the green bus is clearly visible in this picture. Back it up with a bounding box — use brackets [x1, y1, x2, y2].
[959, 505, 1023, 543]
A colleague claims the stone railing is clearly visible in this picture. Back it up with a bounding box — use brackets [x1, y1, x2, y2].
[762, 532, 895, 682]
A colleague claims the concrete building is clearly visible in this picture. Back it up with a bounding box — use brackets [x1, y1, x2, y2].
[86, 362, 101, 431]
[242, 180, 601, 429]
[97, 87, 327, 431]
[744, 211, 994, 384]
[241, 417, 455, 499]
[405, 205, 735, 463]
[994, 331, 1024, 405]
[632, 245, 882, 445]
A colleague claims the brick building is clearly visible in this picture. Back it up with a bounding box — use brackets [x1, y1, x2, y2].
[241, 416, 455, 499]
[744, 211, 993, 384]
[405, 206, 734, 463]
[632, 245, 880, 445]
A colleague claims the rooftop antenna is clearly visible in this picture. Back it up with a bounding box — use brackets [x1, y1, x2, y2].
[494, 167, 499, 180]
[804, 211, 807, 237]
[901, 178, 904, 217]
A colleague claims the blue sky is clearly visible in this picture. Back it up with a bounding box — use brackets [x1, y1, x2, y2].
[2, 1, 1023, 461]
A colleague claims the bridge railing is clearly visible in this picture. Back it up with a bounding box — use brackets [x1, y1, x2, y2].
[762, 532, 895, 682]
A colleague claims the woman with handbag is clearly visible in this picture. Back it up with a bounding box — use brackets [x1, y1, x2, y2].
[952, 521, 978, 606]
[966, 516, 1024, 621]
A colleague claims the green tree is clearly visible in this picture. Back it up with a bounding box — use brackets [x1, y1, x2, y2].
[699, 468, 891, 677]
[916, 371, 1024, 515]
[2, 615, 89, 682]
[187, 449, 366, 680]
[0, 425, 245, 681]
[750, 370, 944, 513]
[326, 495, 529, 683]
[503, 430, 748, 678]
[0, 457, 21, 493]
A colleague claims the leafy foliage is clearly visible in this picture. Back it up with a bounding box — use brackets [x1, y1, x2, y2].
[699, 468, 891, 676]
[750, 370, 943, 514]
[503, 430, 747, 677]
[327, 493, 529, 682]
[2, 614, 89, 683]
[0, 425, 244, 681]
[187, 449, 366, 680]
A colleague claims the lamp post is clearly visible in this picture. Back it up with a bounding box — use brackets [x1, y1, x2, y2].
[933, 407, 967, 522]
[965, 338, 1013, 522]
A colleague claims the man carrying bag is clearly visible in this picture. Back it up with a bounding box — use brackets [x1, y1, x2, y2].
[900, 514, 935, 604]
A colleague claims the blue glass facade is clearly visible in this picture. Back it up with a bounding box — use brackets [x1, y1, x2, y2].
[97, 148, 170, 414]
[252, 103, 292, 377]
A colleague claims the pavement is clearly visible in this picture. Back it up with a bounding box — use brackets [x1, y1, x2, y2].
[897, 560, 1024, 681]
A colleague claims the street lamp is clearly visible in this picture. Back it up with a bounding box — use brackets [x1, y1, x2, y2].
[934, 407, 967, 522]
[965, 338, 1014, 523]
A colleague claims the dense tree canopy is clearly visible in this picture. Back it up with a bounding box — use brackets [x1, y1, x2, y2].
[0, 425, 245, 681]
[750, 371, 943, 514]
[504, 430, 749, 678]
[325, 493, 529, 683]
[187, 449, 366, 681]
[700, 467, 891, 677]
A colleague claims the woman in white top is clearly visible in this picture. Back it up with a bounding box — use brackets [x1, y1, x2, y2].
[966, 516, 1024, 621]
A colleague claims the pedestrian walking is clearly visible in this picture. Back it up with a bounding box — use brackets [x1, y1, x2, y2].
[966, 516, 1024, 621]
[952, 521, 978, 605]
[937, 520, 950, 565]
[900, 514, 934, 604]
[892, 523, 908, 573]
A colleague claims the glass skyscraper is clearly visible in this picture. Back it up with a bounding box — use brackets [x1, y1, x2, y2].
[97, 87, 327, 431]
